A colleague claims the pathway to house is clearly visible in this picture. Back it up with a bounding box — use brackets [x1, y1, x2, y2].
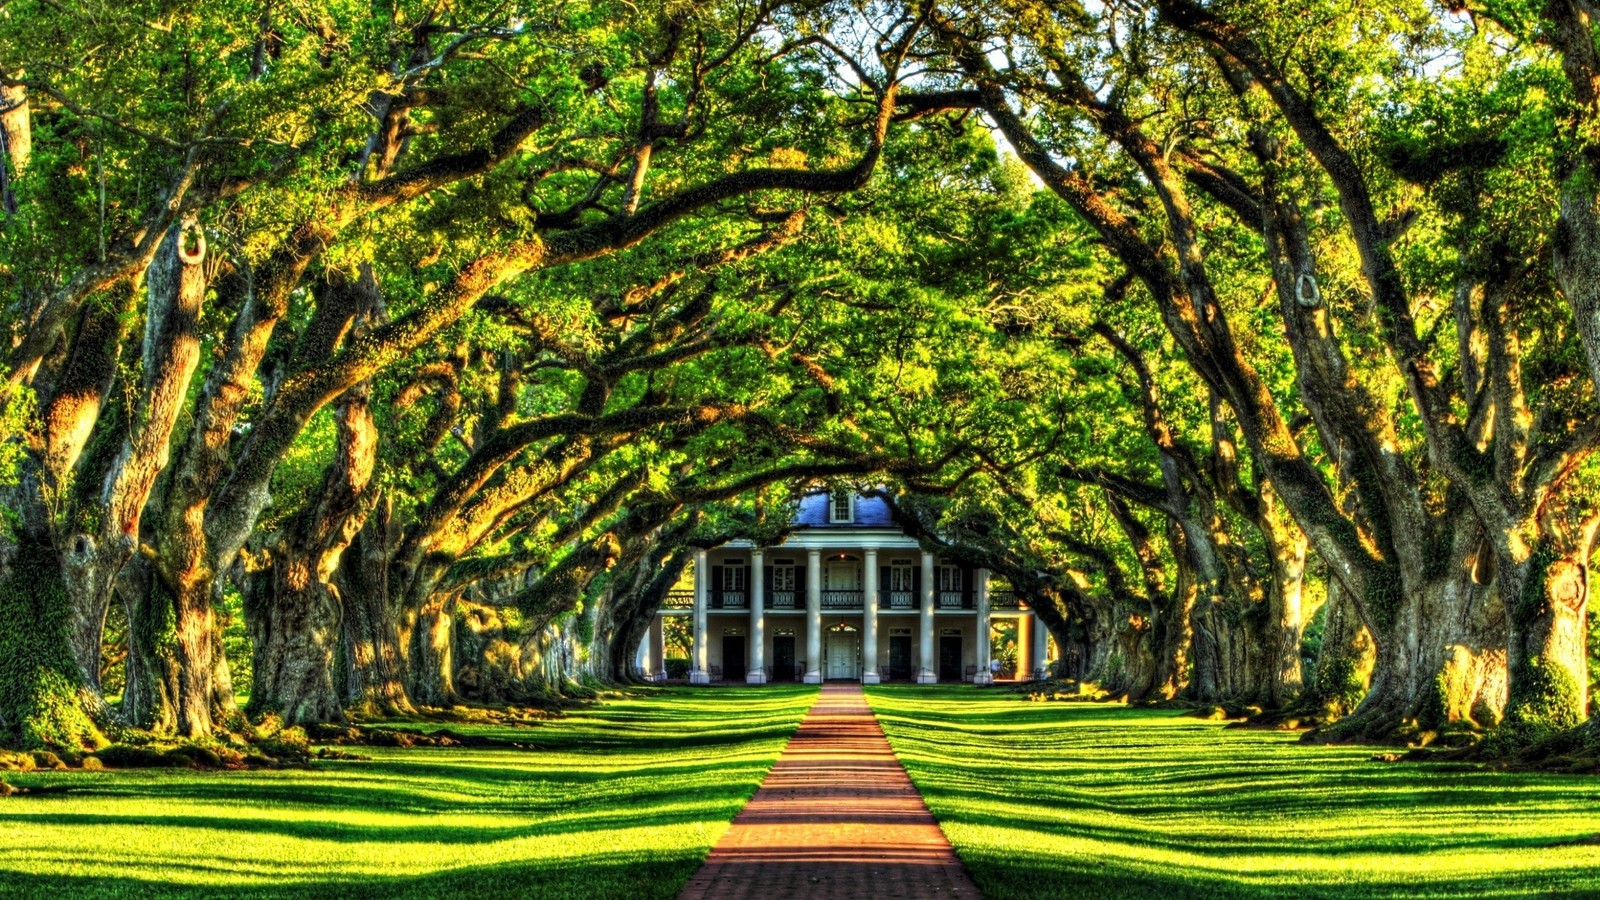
[678, 683, 979, 899]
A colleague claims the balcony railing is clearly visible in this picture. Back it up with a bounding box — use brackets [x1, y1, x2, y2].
[822, 590, 863, 609]
[989, 590, 1021, 609]
[663, 587, 1022, 612]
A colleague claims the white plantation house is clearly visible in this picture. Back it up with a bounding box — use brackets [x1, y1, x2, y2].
[636, 490, 1054, 685]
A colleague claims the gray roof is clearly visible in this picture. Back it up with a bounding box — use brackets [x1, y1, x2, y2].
[794, 491, 896, 528]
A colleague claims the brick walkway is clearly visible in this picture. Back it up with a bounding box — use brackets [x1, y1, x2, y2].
[678, 683, 979, 899]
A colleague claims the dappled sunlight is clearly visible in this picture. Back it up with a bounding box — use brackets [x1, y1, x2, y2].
[0, 687, 818, 899]
[867, 685, 1600, 899]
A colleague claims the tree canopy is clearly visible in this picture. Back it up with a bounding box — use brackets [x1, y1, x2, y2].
[0, 0, 1596, 762]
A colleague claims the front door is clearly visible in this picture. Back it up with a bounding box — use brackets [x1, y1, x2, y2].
[722, 635, 746, 682]
[939, 635, 963, 682]
[773, 635, 795, 681]
[826, 630, 859, 679]
[889, 635, 912, 680]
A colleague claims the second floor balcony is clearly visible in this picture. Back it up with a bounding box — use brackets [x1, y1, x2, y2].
[664, 586, 1026, 612]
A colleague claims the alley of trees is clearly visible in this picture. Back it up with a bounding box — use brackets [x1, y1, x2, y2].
[1, 0, 1598, 763]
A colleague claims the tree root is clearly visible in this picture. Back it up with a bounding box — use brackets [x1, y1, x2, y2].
[304, 722, 543, 751]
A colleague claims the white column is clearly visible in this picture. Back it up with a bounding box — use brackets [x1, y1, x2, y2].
[804, 550, 823, 683]
[748, 551, 767, 684]
[973, 568, 993, 686]
[1017, 613, 1033, 680]
[635, 628, 649, 677]
[650, 615, 666, 682]
[917, 550, 937, 684]
[1031, 611, 1050, 681]
[690, 549, 710, 684]
[862, 548, 880, 684]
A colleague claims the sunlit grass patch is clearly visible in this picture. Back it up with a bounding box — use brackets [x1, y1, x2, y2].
[867, 685, 1600, 900]
[0, 685, 817, 899]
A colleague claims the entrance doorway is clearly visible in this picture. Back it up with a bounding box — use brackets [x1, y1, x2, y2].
[826, 625, 860, 680]
[722, 634, 746, 682]
[773, 635, 795, 681]
[888, 635, 912, 680]
[939, 635, 963, 682]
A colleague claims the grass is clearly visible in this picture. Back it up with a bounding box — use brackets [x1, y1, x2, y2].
[0, 685, 818, 899]
[866, 685, 1600, 900]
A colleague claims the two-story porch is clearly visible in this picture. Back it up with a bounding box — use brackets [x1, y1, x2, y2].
[634, 492, 1053, 685]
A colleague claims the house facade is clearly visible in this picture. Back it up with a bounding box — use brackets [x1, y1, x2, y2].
[636, 491, 1053, 684]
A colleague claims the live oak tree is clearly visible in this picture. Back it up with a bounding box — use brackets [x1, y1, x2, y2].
[920, 0, 1598, 741]
[0, 0, 932, 745]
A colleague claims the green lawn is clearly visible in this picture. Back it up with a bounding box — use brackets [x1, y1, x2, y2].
[866, 685, 1600, 900]
[0, 685, 818, 899]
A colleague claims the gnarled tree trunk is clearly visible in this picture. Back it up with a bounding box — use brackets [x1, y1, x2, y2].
[1319, 521, 1506, 741]
[1499, 518, 1598, 736]
[337, 513, 413, 716]
[0, 533, 104, 749]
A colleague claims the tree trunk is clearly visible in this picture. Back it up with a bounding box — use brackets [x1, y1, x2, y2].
[337, 516, 413, 716]
[1263, 520, 1309, 707]
[0, 534, 104, 749]
[121, 566, 178, 733]
[0, 75, 29, 215]
[1316, 525, 1505, 742]
[245, 374, 377, 725]
[1111, 613, 1156, 698]
[1176, 520, 1229, 702]
[172, 584, 220, 737]
[124, 554, 230, 736]
[1552, 100, 1600, 400]
[245, 565, 344, 725]
[408, 593, 458, 707]
[1146, 587, 1190, 700]
[1311, 579, 1375, 719]
[341, 588, 413, 716]
[1500, 524, 1596, 738]
[63, 223, 208, 699]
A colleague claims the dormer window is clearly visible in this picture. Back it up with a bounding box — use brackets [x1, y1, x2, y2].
[829, 491, 854, 524]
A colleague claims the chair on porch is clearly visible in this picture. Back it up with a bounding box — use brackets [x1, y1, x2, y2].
[964, 664, 977, 683]
[796, 661, 806, 681]
[710, 665, 722, 681]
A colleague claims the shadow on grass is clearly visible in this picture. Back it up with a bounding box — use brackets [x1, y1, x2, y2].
[962, 856, 1595, 900]
[0, 853, 706, 900]
[0, 686, 821, 899]
[865, 685, 1600, 900]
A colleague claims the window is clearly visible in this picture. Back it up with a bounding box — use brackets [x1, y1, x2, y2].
[937, 564, 962, 592]
[772, 565, 796, 592]
[888, 561, 916, 609]
[829, 491, 853, 524]
[890, 562, 915, 591]
[724, 565, 746, 592]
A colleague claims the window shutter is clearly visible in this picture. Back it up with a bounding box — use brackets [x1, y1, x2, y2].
[879, 566, 890, 606]
[961, 564, 975, 607]
[794, 565, 806, 596]
[912, 566, 922, 593]
[711, 565, 724, 608]
[763, 566, 774, 604]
